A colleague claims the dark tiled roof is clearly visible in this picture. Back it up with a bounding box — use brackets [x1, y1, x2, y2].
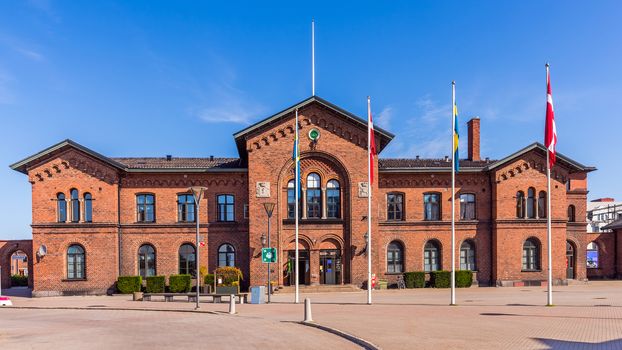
[602, 218, 622, 231]
[379, 158, 495, 170]
[111, 157, 244, 170]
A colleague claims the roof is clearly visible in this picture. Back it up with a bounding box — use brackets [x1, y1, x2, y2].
[233, 95, 395, 158]
[9, 139, 246, 174]
[379, 158, 494, 173]
[485, 142, 596, 173]
[602, 218, 622, 231]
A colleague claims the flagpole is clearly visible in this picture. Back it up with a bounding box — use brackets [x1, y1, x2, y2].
[545, 63, 553, 306]
[312, 20, 315, 96]
[451, 81, 456, 306]
[295, 108, 300, 304]
[367, 96, 373, 305]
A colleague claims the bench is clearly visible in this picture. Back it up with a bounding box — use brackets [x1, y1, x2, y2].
[142, 292, 249, 304]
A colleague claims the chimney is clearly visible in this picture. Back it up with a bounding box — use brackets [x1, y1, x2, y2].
[166, 155, 172, 161]
[210, 155, 214, 161]
[467, 117, 481, 161]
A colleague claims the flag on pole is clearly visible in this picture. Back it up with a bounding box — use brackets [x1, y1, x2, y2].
[292, 118, 301, 196]
[545, 65, 557, 168]
[368, 104, 377, 183]
[453, 99, 460, 172]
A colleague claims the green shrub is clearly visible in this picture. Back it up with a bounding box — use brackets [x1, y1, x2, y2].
[10, 274, 28, 286]
[145, 276, 165, 293]
[430, 271, 451, 288]
[117, 276, 142, 294]
[403, 272, 426, 288]
[455, 270, 473, 288]
[204, 273, 214, 287]
[214, 266, 243, 286]
[169, 274, 192, 293]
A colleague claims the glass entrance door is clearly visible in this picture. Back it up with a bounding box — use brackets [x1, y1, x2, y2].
[286, 251, 309, 286]
[566, 241, 575, 279]
[320, 249, 341, 285]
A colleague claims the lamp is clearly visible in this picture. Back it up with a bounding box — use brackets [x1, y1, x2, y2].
[263, 202, 276, 303]
[187, 186, 208, 310]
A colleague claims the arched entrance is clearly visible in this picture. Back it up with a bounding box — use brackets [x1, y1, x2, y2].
[9, 250, 29, 287]
[319, 239, 342, 285]
[566, 241, 576, 279]
[283, 240, 310, 286]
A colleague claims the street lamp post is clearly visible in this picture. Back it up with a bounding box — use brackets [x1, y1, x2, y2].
[189, 186, 207, 310]
[263, 202, 275, 303]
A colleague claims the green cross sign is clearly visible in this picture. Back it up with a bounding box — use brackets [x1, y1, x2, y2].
[262, 248, 277, 263]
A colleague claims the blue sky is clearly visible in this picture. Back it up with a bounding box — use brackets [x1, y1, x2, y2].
[1, 1, 620, 239]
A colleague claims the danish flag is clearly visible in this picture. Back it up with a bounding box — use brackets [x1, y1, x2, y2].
[368, 100, 377, 183]
[544, 65, 557, 168]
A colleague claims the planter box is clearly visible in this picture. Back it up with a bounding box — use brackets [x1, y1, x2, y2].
[215, 286, 239, 295]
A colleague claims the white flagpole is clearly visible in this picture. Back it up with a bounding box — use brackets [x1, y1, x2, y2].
[367, 96, 372, 305]
[312, 20, 315, 96]
[451, 81, 456, 306]
[295, 108, 300, 304]
[545, 63, 553, 306]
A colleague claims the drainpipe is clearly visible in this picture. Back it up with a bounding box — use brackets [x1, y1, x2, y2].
[117, 176, 122, 277]
[488, 172, 494, 287]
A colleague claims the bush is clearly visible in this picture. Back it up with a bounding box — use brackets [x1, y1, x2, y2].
[169, 274, 192, 293]
[430, 271, 451, 288]
[204, 273, 214, 287]
[214, 266, 243, 286]
[117, 276, 142, 294]
[11, 274, 28, 287]
[145, 276, 165, 293]
[403, 272, 425, 288]
[455, 270, 473, 288]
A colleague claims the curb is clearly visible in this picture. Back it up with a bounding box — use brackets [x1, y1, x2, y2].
[300, 321, 381, 350]
[0, 306, 219, 315]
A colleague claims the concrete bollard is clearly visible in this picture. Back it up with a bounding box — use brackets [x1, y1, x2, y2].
[229, 294, 236, 314]
[304, 298, 313, 322]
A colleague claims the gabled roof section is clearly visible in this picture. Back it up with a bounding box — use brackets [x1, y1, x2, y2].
[10, 139, 247, 174]
[233, 95, 395, 158]
[10, 139, 127, 174]
[484, 142, 596, 173]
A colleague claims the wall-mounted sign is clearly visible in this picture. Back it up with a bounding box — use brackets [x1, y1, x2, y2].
[256, 182, 270, 198]
[358, 182, 369, 198]
[308, 128, 320, 141]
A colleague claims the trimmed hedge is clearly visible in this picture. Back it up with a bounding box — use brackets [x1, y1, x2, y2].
[145, 276, 166, 293]
[430, 271, 451, 288]
[204, 274, 214, 287]
[456, 270, 473, 288]
[403, 272, 425, 288]
[117, 276, 142, 294]
[11, 274, 28, 286]
[169, 274, 192, 293]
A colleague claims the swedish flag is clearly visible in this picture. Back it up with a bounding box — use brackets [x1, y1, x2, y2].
[453, 102, 459, 172]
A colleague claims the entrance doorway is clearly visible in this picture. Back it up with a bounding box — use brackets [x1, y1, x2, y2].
[566, 241, 575, 279]
[285, 250, 309, 286]
[320, 249, 341, 285]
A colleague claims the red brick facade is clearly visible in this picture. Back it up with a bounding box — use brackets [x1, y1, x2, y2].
[8, 96, 608, 296]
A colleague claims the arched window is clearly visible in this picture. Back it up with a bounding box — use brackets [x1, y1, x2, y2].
[306, 173, 321, 218]
[84, 193, 92, 223]
[57, 193, 67, 223]
[460, 240, 476, 271]
[218, 244, 236, 267]
[424, 193, 441, 221]
[424, 240, 441, 272]
[387, 241, 404, 273]
[217, 194, 235, 222]
[67, 245, 85, 279]
[538, 191, 547, 218]
[137, 194, 155, 222]
[522, 238, 540, 271]
[568, 205, 576, 222]
[178, 194, 195, 222]
[387, 193, 404, 221]
[459, 193, 476, 220]
[516, 191, 525, 218]
[586, 242, 599, 268]
[138, 244, 156, 277]
[326, 180, 340, 219]
[70, 188, 80, 222]
[179, 243, 196, 276]
[527, 187, 536, 219]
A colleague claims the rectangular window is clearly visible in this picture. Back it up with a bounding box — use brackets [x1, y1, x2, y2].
[424, 193, 441, 221]
[459, 194, 476, 220]
[137, 194, 155, 222]
[177, 194, 196, 222]
[306, 189, 322, 218]
[243, 204, 249, 219]
[387, 193, 404, 221]
[217, 195, 235, 222]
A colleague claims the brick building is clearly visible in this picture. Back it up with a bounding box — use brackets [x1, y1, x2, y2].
[6, 95, 609, 296]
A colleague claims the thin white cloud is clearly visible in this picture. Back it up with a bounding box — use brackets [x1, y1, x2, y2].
[196, 97, 263, 125]
[375, 105, 393, 129]
[15, 47, 44, 61]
